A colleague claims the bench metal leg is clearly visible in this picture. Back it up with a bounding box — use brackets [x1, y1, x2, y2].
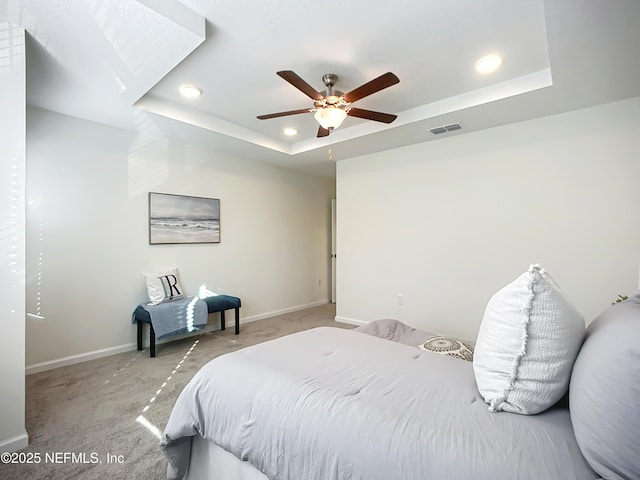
[150, 323, 156, 358]
[218, 309, 239, 334]
[137, 322, 143, 351]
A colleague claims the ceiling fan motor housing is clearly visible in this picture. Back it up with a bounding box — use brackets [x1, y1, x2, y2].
[317, 73, 346, 107]
[322, 74, 338, 88]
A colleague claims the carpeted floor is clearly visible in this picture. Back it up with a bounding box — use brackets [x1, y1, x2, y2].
[1, 303, 351, 480]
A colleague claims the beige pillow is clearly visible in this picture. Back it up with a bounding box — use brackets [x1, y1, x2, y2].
[418, 336, 474, 361]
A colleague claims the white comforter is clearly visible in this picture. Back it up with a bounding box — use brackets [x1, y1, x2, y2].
[160, 327, 596, 480]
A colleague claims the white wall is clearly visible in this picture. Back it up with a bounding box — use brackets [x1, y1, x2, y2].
[0, 19, 28, 451]
[25, 107, 334, 370]
[336, 97, 640, 339]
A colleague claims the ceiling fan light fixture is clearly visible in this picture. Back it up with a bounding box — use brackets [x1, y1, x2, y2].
[314, 107, 347, 130]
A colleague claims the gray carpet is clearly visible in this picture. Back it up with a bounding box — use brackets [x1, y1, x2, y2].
[1, 303, 351, 480]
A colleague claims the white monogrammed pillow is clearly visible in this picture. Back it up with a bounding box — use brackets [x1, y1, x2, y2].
[143, 268, 184, 305]
[473, 265, 585, 415]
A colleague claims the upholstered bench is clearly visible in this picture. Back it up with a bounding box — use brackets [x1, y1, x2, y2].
[133, 295, 241, 357]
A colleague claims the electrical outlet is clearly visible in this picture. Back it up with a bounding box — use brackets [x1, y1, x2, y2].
[317, 278, 322, 286]
[397, 294, 404, 305]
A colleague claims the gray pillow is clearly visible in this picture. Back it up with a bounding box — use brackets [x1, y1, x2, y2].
[354, 319, 435, 346]
[569, 294, 640, 479]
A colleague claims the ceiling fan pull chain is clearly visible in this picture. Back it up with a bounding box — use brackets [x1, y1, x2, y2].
[328, 133, 334, 162]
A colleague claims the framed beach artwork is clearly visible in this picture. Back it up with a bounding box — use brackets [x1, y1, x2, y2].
[149, 192, 220, 244]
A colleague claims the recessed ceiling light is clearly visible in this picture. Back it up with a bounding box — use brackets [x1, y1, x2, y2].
[475, 54, 503, 74]
[179, 85, 202, 98]
[283, 127, 298, 136]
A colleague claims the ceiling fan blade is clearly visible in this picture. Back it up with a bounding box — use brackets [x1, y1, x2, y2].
[257, 108, 311, 120]
[348, 107, 397, 124]
[277, 71, 324, 100]
[317, 126, 330, 137]
[343, 72, 400, 103]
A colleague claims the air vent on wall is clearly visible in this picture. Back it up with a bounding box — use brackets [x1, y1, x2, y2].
[430, 122, 462, 135]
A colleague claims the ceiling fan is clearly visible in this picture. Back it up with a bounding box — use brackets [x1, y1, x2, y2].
[257, 70, 400, 137]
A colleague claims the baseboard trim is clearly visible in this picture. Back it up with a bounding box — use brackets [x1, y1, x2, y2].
[26, 299, 331, 375]
[26, 343, 138, 375]
[0, 432, 29, 453]
[335, 315, 368, 326]
[241, 299, 330, 324]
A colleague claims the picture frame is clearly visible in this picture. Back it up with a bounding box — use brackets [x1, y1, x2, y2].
[149, 192, 220, 244]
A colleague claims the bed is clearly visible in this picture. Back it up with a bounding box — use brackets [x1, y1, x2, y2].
[160, 278, 640, 480]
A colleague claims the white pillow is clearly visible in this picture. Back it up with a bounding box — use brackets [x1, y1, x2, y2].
[143, 268, 184, 305]
[473, 264, 585, 415]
